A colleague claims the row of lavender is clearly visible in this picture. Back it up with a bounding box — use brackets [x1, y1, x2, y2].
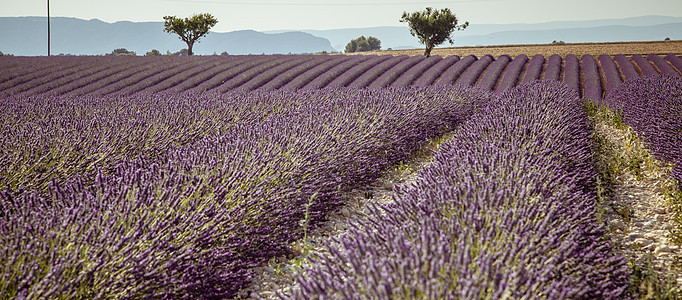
[606, 76, 682, 187]
[290, 81, 629, 299]
[0, 86, 489, 298]
[1, 54, 680, 99]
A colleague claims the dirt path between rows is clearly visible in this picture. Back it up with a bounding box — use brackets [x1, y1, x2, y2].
[241, 134, 449, 299]
[241, 103, 681, 298]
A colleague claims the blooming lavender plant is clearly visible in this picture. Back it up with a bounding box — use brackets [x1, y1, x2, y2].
[521, 54, 545, 84]
[390, 55, 442, 88]
[302, 56, 372, 90]
[434, 55, 477, 86]
[325, 55, 392, 88]
[347, 55, 409, 89]
[163, 56, 253, 94]
[631, 54, 659, 77]
[612, 54, 640, 81]
[495, 54, 528, 92]
[1, 57, 107, 97]
[368, 56, 424, 89]
[0, 86, 489, 298]
[115, 56, 212, 95]
[92, 56, 193, 95]
[455, 54, 493, 86]
[665, 54, 682, 75]
[236, 55, 318, 91]
[477, 55, 511, 91]
[599, 54, 623, 95]
[214, 55, 304, 93]
[606, 75, 682, 186]
[582, 55, 603, 104]
[648, 54, 681, 78]
[290, 80, 629, 299]
[563, 54, 580, 95]
[278, 56, 351, 91]
[413, 55, 459, 87]
[543, 54, 562, 81]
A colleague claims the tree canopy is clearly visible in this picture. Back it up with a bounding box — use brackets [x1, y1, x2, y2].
[145, 49, 162, 56]
[400, 7, 468, 57]
[163, 13, 218, 56]
[107, 48, 136, 56]
[344, 36, 381, 53]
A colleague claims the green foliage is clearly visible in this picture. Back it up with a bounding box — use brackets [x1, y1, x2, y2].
[0, 51, 13, 56]
[400, 7, 468, 57]
[145, 49, 161, 56]
[220, 51, 229, 56]
[344, 36, 381, 53]
[163, 13, 218, 56]
[107, 48, 136, 56]
[168, 49, 189, 56]
[629, 255, 680, 299]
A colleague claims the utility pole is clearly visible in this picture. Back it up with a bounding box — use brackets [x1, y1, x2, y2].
[47, 0, 50, 56]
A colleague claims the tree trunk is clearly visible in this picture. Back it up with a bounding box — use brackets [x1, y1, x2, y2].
[187, 42, 194, 56]
[424, 44, 433, 58]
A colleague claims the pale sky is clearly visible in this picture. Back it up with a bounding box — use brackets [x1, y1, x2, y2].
[3, 0, 682, 32]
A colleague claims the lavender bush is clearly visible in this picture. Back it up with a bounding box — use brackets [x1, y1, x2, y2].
[368, 56, 424, 89]
[598, 55, 623, 95]
[563, 54, 580, 95]
[325, 55, 392, 88]
[413, 55, 459, 87]
[348, 56, 408, 89]
[302, 56, 372, 90]
[495, 54, 528, 92]
[163, 56, 252, 94]
[543, 54, 562, 81]
[434, 55, 477, 86]
[455, 55, 493, 86]
[521, 54, 545, 84]
[631, 54, 659, 77]
[236, 56, 317, 91]
[291, 80, 629, 299]
[1, 57, 106, 97]
[477, 55, 511, 91]
[581, 55, 602, 104]
[214, 55, 304, 93]
[279, 56, 351, 91]
[390, 55, 442, 88]
[189, 56, 280, 93]
[648, 54, 681, 78]
[614, 54, 640, 80]
[0, 86, 489, 298]
[139, 57, 226, 94]
[109, 57, 205, 95]
[665, 54, 682, 74]
[606, 75, 682, 186]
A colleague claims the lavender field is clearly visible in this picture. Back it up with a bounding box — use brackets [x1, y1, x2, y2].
[1, 53, 681, 99]
[1, 53, 681, 298]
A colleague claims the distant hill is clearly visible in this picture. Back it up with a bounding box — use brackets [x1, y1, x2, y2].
[267, 15, 682, 50]
[1, 15, 681, 56]
[0, 17, 336, 56]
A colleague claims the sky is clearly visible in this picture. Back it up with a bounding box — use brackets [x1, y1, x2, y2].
[3, 0, 682, 32]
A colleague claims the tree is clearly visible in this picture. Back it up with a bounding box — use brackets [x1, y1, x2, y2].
[163, 13, 218, 56]
[400, 7, 468, 57]
[146, 49, 162, 56]
[107, 48, 136, 56]
[344, 36, 381, 53]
